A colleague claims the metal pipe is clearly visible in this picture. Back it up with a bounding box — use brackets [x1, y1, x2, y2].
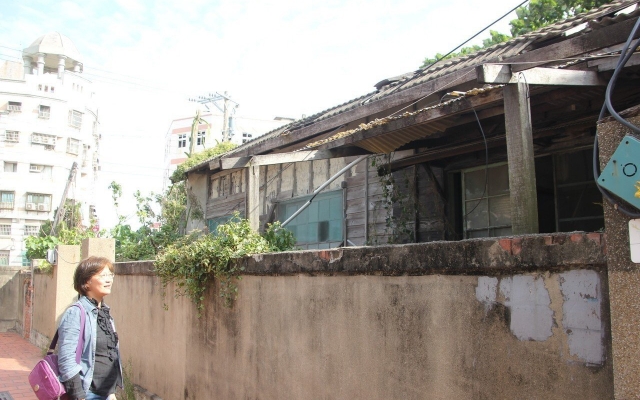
[282, 155, 368, 227]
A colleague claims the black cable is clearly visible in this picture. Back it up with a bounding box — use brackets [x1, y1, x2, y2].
[420, 0, 529, 73]
[464, 107, 490, 218]
[593, 15, 640, 218]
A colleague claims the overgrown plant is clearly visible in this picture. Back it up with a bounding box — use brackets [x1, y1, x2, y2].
[116, 360, 136, 400]
[369, 154, 417, 244]
[154, 212, 295, 313]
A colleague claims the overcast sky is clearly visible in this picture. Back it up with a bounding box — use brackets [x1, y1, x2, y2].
[0, 0, 522, 229]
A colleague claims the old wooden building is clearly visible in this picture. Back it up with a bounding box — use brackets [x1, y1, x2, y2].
[184, 0, 640, 249]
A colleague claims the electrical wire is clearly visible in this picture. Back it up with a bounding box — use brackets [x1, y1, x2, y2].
[419, 0, 529, 74]
[463, 107, 490, 218]
[593, 14, 640, 218]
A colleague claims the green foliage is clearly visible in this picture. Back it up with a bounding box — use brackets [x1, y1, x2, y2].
[108, 181, 204, 261]
[116, 360, 136, 400]
[421, 0, 607, 68]
[170, 141, 237, 183]
[421, 30, 511, 68]
[25, 235, 60, 260]
[510, 0, 609, 36]
[263, 221, 297, 252]
[154, 212, 296, 313]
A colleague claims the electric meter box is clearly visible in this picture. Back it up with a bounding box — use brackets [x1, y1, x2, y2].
[598, 135, 640, 210]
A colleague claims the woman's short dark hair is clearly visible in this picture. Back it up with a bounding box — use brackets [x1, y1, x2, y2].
[73, 256, 114, 295]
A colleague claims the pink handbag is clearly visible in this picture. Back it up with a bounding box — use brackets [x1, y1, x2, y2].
[28, 303, 85, 400]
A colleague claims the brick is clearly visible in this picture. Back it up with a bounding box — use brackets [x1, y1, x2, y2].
[511, 238, 523, 256]
[498, 238, 512, 254]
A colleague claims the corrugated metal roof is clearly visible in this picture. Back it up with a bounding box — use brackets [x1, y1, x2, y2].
[187, 0, 639, 173]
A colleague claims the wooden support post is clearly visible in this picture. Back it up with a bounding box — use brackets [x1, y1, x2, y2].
[504, 81, 539, 234]
[246, 165, 260, 232]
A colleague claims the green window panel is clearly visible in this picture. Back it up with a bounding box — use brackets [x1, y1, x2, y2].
[277, 190, 343, 249]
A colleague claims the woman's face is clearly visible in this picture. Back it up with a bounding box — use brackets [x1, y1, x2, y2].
[85, 266, 114, 300]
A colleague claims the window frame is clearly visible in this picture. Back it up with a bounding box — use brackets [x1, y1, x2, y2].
[1, 130, 19, 142]
[68, 109, 83, 129]
[67, 138, 80, 155]
[177, 134, 187, 148]
[461, 162, 512, 239]
[0, 191, 15, 209]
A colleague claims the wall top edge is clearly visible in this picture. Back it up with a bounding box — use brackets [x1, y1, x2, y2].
[114, 232, 607, 277]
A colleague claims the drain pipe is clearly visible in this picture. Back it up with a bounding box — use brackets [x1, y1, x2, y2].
[282, 155, 368, 227]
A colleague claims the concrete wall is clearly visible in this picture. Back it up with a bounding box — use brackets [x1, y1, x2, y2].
[0, 266, 22, 331]
[111, 233, 613, 400]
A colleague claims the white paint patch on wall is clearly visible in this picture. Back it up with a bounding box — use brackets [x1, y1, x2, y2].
[559, 269, 604, 365]
[475, 270, 604, 365]
[475, 276, 498, 304]
[499, 276, 554, 341]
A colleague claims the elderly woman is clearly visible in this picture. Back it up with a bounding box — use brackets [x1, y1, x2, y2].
[57, 256, 122, 400]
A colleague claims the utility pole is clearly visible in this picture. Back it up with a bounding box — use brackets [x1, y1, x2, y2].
[189, 92, 239, 142]
[50, 162, 78, 235]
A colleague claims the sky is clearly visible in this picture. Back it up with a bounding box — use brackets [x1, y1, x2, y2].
[0, 0, 522, 230]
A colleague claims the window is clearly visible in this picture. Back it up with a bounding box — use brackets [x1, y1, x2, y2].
[0, 224, 10, 235]
[0, 192, 14, 209]
[1, 130, 19, 142]
[277, 190, 343, 249]
[24, 225, 40, 236]
[206, 214, 244, 234]
[197, 131, 206, 146]
[68, 110, 83, 128]
[67, 138, 80, 154]
[462, 163, 512, 238]
[26, 193, 52, 212]
[4, 162, 17, 172]
[0, 251, 9, 266]
[39, 105, 51, 119]
[21, 252, 30, 267]
[31, 133, 56, 146]
[554, 149, 604, 232]
[7, 101, 21, 112]
[242, 132, 253, 144]
[178, 134, 187, 148]
[29, 164, 44, 173]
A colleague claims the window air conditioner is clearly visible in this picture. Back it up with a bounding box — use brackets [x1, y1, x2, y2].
[30, 165, 43, 172]
[37, 204, 46, 211]
[25, 203, 35, 210]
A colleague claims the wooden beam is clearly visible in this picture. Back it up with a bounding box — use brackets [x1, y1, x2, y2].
[219, 147, 370, 170]
[477, 64, 606, 86]
[509, 15, 640, 72]
[246, 165, 260, 232]
[316, 87, 505, 151]
[504, 82, 539, 234]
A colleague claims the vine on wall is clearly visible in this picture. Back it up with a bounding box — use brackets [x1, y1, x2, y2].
[369, 154, 418, 244]
[154, 212, 295, 314]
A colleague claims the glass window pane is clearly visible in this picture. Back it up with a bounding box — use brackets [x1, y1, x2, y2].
[467, 229, 489, 238]
[318, 198, 330, 220]
[329, 196, 342, 220]
[556, 184, 603, 220]
[464, 169, 486, 199]
[488, 164, 509, 196]
[465, 199, 488, 230]
[307, 222, 318, 243]
[308, 202, 319, 222]
[329, 220, 342, 241]
[489, 195, 511, 226]
[491, 227, 512, 237]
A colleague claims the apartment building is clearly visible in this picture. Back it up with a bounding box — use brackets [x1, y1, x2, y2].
[0, 32, 100, 266]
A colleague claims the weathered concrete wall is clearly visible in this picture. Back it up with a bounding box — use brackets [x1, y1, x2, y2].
[112, 233, 613, 400]
[32, 269, 58, 349]
[0, 266, 22, 331]
[598, 109, 640, 398]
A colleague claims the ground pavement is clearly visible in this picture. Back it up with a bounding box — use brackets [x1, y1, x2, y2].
[0, 333, 41, 400]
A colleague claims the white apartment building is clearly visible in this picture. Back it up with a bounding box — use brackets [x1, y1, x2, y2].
[163, 111, 292, 189]
[0, 32, 100, 267]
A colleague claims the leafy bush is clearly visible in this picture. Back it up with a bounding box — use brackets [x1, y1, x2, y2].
[154, 212, 296, 313]
[170, 141, 237, 183]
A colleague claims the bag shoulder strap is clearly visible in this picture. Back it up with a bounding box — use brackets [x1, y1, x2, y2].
[48, 302, 86, 364]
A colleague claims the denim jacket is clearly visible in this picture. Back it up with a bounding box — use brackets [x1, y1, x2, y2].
[57, 296, 122, 392]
